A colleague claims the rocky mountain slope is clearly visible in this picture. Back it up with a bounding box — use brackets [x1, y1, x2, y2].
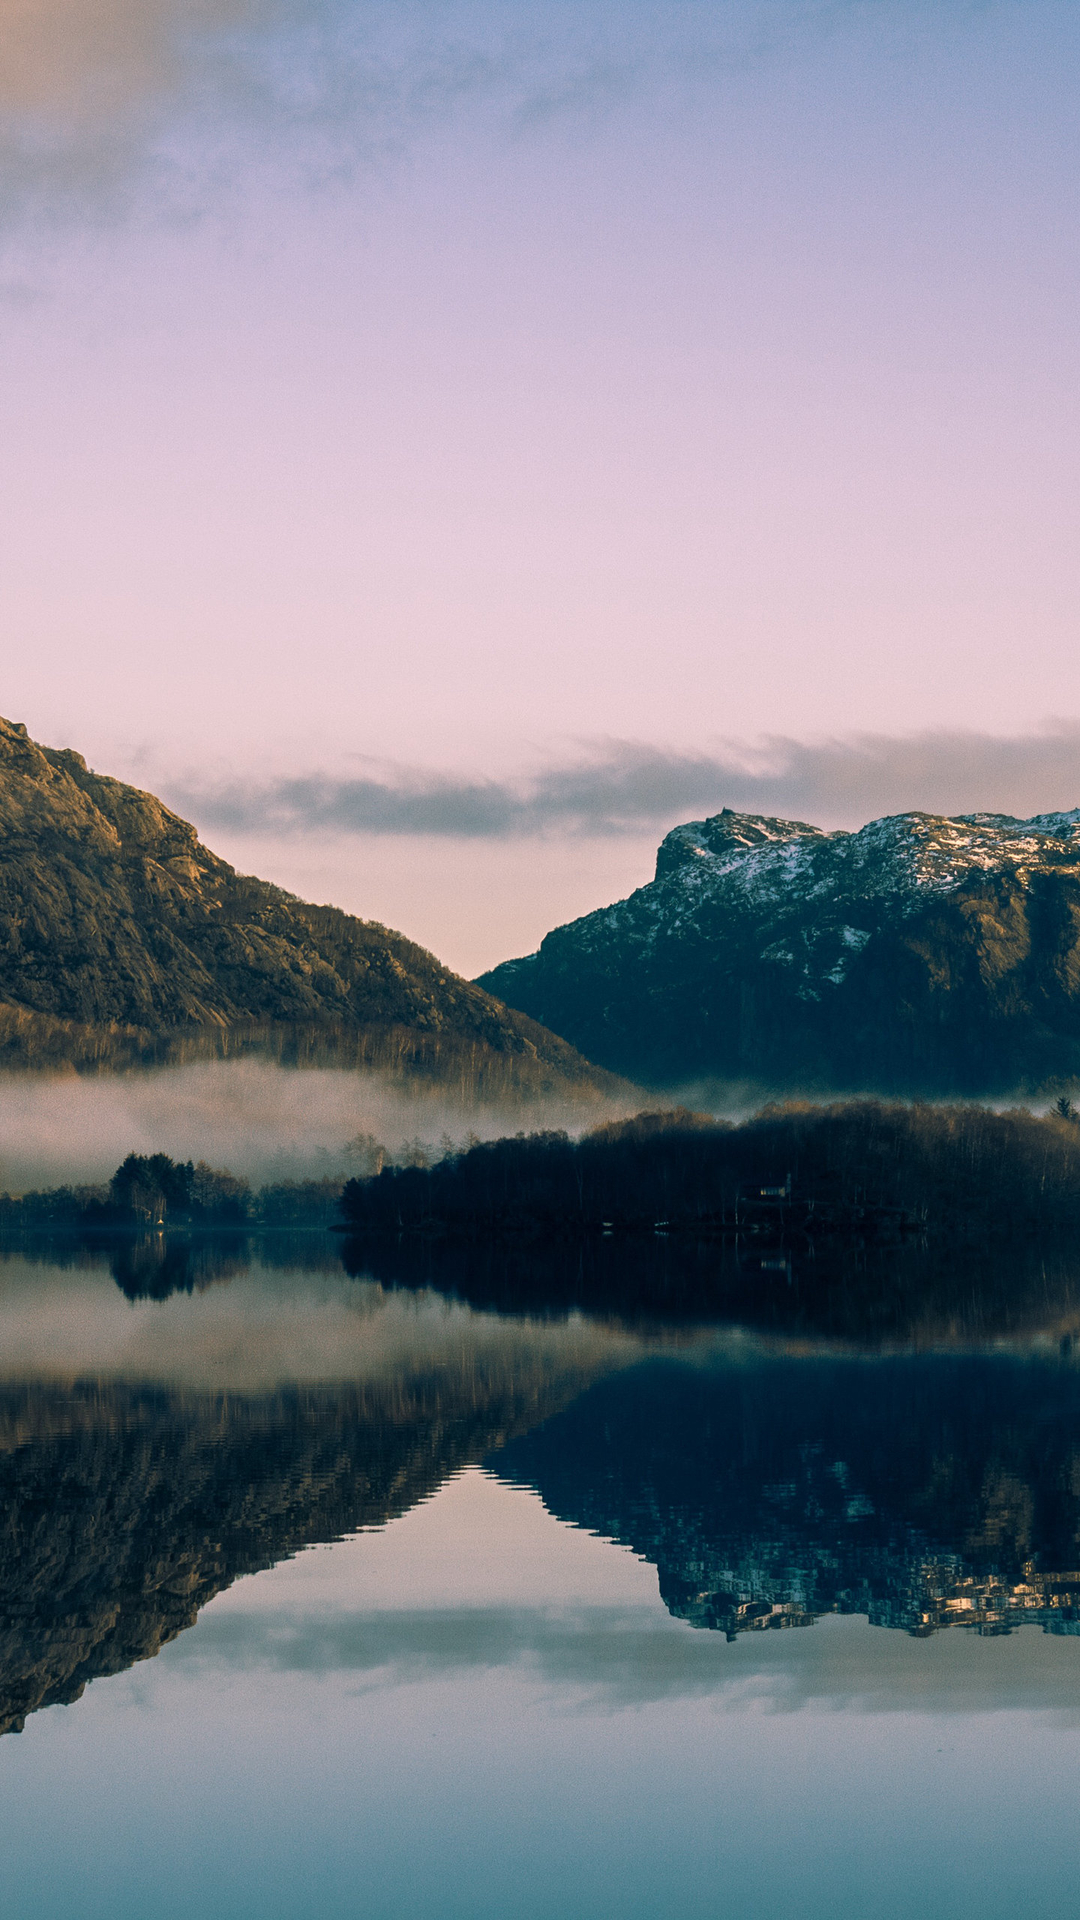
[0, 716, 618, 1096]
[478, 805, 1080, 1094]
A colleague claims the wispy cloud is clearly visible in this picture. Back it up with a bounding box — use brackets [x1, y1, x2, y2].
[167, 723, 1080, 843]
[0, 0, 985, 224]
[172, 1597, 1080, 1717]
[0, 0, 497, 223]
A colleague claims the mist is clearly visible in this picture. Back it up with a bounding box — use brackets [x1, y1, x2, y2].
[0, 1058, 638, 1195]
[0, 1255, 657, 1394]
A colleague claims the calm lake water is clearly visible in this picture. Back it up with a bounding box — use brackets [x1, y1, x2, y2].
[2, 1236, 1080, 1920]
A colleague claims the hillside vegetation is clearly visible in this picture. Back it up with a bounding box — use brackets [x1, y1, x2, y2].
[0, 716, 620, 1100]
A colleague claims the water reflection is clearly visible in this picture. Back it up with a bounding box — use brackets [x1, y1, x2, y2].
[2, 1228, 342, 1299]
[0, 1244, 640, 1735]
[0, 1371, 581, 1736]
[1, 1230, 1080, 1748]
[342, 1226, 1080, 1346]
[494, 1353, 1080, 1641]
[9, 1219, 1080, 1347]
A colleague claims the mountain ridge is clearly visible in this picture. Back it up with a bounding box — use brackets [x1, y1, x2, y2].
[478, 803, 1080, 1094]
[0, 716, 621, 1097]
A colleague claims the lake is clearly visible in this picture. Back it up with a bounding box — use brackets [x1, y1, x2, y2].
[1, 1234, 1079, 1920]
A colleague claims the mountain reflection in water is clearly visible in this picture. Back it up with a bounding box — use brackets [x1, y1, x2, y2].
[1, 1231, 1080, 1741]
[494, 1353, 1080, 1642]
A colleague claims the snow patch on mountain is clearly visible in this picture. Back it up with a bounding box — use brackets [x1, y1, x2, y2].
[478, 801, 1080, 1094]
[517, 804, 1080, 990]
[650, 806, 1080, 924]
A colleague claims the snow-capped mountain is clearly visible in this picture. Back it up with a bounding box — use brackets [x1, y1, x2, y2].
[478, 806, 1080, 1093]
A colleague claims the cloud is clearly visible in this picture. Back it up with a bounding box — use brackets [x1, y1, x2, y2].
[0, 0, 481, 222]
[172, 1598, 1080, 1718]
[0, 0, 988, 223]
[168, 722, 1080, 843]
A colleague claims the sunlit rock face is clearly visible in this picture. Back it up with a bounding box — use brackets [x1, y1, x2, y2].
[0, 716, 617, 1099]
[479, 806, 1080, 1094]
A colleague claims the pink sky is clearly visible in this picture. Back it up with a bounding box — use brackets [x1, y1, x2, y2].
[3, 1, 1080, 971]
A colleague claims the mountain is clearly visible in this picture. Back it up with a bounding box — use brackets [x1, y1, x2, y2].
[0, 716, 619, 1097]
[478, 805, 1080, 1094]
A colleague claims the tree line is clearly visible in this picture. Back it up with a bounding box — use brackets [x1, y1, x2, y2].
[7, 1100, 1080, 1243]
[0, 1154, 344, 1231]
[339, 1100, 1080, 1239]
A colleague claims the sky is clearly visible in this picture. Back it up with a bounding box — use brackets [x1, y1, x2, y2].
[3, 0, 1080, 973]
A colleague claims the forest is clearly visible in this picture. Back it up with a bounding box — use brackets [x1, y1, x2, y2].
[338, 1100, 1080, 1241]
[0, 1153, 344, 1232]
[7, 1100, 1080, 1249]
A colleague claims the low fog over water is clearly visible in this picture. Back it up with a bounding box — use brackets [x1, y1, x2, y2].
[0, 1060, 1059, 1199]
[0, 1060, 636, 1194]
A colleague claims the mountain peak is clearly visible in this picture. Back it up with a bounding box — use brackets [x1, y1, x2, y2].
[0, 717, 621, 1098]
[654, 809, 826, 880]
[478, 801, 1080, 1095]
